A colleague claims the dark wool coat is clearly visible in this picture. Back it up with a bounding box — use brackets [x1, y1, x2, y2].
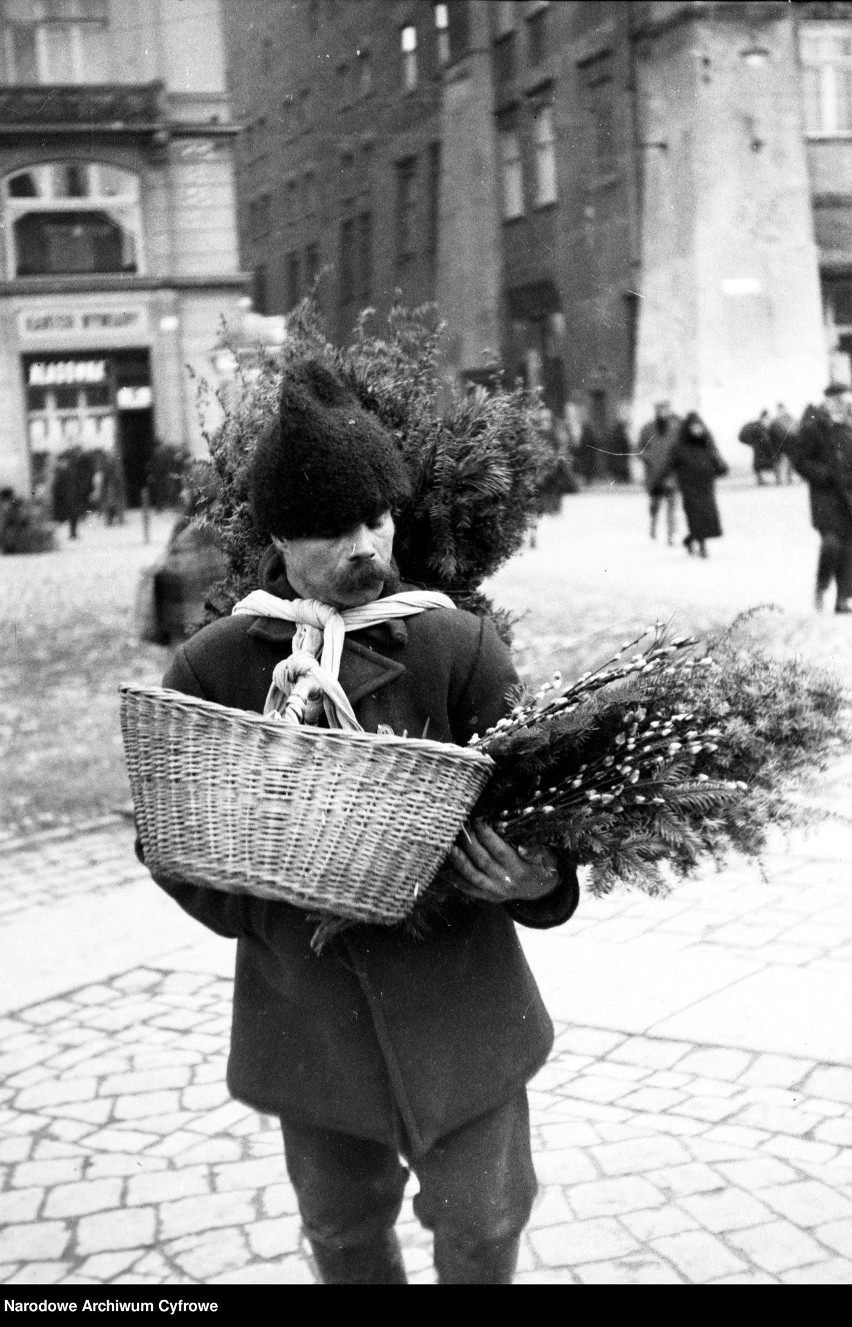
[738, 420, 780, 472]
[667, 432, 728, 540]
[792, 408, 852, 539]
[145, 549, 576, 1157]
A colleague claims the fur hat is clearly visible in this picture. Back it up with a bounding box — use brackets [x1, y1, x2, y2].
[250, 359, 410, 539]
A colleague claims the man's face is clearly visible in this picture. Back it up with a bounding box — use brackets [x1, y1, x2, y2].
[654, 402, 671, 424]
[274, 510, 395, 609]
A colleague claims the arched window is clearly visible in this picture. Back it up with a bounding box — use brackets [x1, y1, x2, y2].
[2, 161, 142, 278]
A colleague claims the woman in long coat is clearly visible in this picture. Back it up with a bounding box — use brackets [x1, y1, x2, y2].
[665, 412, 729, 557]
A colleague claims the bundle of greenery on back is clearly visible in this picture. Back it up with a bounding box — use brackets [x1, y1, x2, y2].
[190, 299, 550, 633]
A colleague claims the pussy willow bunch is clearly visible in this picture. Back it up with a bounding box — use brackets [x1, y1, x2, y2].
[469, 621, 847, 895]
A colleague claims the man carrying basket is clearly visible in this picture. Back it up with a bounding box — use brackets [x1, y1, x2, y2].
[140, 361, 578, 1285]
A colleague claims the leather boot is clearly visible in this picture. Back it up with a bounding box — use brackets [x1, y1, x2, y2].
[309, 1230, 408, 1284]
[435, 1233, 521, 1285]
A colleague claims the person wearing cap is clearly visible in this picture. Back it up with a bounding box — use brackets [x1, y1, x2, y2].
[141, 359, 579, 1284]
[637, 399, 681, 543]
[792, 383, 852, 613]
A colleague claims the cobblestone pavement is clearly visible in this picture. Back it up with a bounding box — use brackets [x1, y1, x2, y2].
[3, 482, 852, 1285]
[1, 799, 851, 1285]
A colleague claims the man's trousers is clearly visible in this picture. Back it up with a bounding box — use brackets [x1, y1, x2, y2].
[281, 1090, 537, 1284]
[816, 532, 852, 606]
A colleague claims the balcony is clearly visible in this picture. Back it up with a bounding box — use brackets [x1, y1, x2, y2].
[0, 82, 166, 139]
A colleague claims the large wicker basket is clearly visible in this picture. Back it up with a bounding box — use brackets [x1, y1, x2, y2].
[120, 684, 494, 925]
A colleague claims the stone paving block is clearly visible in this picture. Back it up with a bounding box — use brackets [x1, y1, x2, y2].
[44, 1177, 124, 1219]
[759, 1179, 852, 1227]
[590, 1135, 692, 1177]
[645, 1162, 726, 1197]
[32, 1140, 89, 1161]
[189, 1061, 227, 1085]
[133, 1049, 205, 1071]
[57, 1100, 113, 1126]
[75, 1206, 157, 1255]
[651, 1229, 747, 1282]
[530, 1184, 574, 1229]
[814, 1119, 852, 1148]
[804, 1066, 852, 1106]
[619, 1087, 687, 1114]
[631, 1109, 700, 1141]
[72, 985, 117, 1006]
[591, 1061, 653, 1084]
[675, 1096, 744, 1124]
[166, 1227, 250, 1281]
[262, 1184, 301, 1218]
[18, 1000, 77, 1026]
[575, 1255, 685, 1284]
[807, 1098, 849, 1118]
[704, 1124, 773, 1151]
[548, 1097, 630, 1125]
[213, 1157, 287, 1192]
[568, 1176, 666, 1220]
[188, 1100, 256, 1136]
[0, 1187, 43, 1223]
[608, 1037, 690, 1070]
[621, 1204, 701, 1243]
[14, 1076, 98, 1112]
[158, 1190, 256, 1241]
[716, 1158, 802, 1189]
[100, 1067, 192, 1096]
[760, 1135, 838, 1166]
[246, 1215, 302, 1259]
[146, 1130, 208, 1160]
[126, 1166, 211, 1206]
[678, 1187, 775, 1232]
[513, 1269, 574, 1284]
[530, 1217, 639, 1267]
[6, 1066, 55, 1089]
[83, 1128, 161, 1153]
[731, 1104, 817, 1137]
[3, 1262, 72, 1285]
[160, 972, 217, 995]
[530, 1148, 598, 1186]
[112, 1090, 183, 1121]
[0, 1221, 70, 1262]
[779, 1257, 852, 1284]
[11, 1157, 84, 1188]
[208, 1253, 316, 1285]
[76, 1250, 145, 1280]
[536, 1121, 600, 1151]
[709, 1271, 780, 1285]
[85, 1153, 168, 1178]
[675, 1049, 754, 1081]
[181, 1083, 231, 1112]
[813, 1217, 852, 1258]
[0, 1135, 34, 1157]
[112, 971, 165, 992]
[726, 1219, 829, 1274]
[552, 1028, 626, 1057]
[554, 1075, 630, 1106]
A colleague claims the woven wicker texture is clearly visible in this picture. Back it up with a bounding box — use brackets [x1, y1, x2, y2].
[120, 684, 494, 925]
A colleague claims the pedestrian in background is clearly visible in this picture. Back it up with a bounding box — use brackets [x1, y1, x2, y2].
[51, 445, 92, 540]
[792, 384, 852, 613]
[738, 410, 782, 485]
[637, 399, 681, 543]
[769, 403, 798, 485]
[663, 412, 729, 558]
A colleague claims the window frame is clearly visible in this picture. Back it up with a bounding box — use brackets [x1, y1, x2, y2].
[1, 0, 110, 85]
[498, 122, 525, 221]
[400, 22, 418, 92]
[531, 98, 558, 206]
[800, 23, 852, 136]
[395, 155, 417, 263]
[2, 159, 144, 279]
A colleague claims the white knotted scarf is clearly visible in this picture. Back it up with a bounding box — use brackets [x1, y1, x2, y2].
[232, 588, 456, 731]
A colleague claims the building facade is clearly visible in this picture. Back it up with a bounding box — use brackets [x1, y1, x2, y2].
[226, 0, 852, 460]
[0, 0, 248, 504]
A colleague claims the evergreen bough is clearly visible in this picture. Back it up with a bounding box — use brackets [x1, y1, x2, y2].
[189, 299, 551, 635]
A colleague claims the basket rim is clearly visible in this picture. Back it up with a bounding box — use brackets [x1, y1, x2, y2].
[120, 682, 495, 768]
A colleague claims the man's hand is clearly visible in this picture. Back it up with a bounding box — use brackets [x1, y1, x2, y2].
[446, 822, 560, 904]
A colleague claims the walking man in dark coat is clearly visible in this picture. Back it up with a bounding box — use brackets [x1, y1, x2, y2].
[140, 360, 579, 1284]
[637, 399, 681, 543]
[660, 412, 728, 558]
[792, 384, 852, 613]
[738, 410, 782, 485]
